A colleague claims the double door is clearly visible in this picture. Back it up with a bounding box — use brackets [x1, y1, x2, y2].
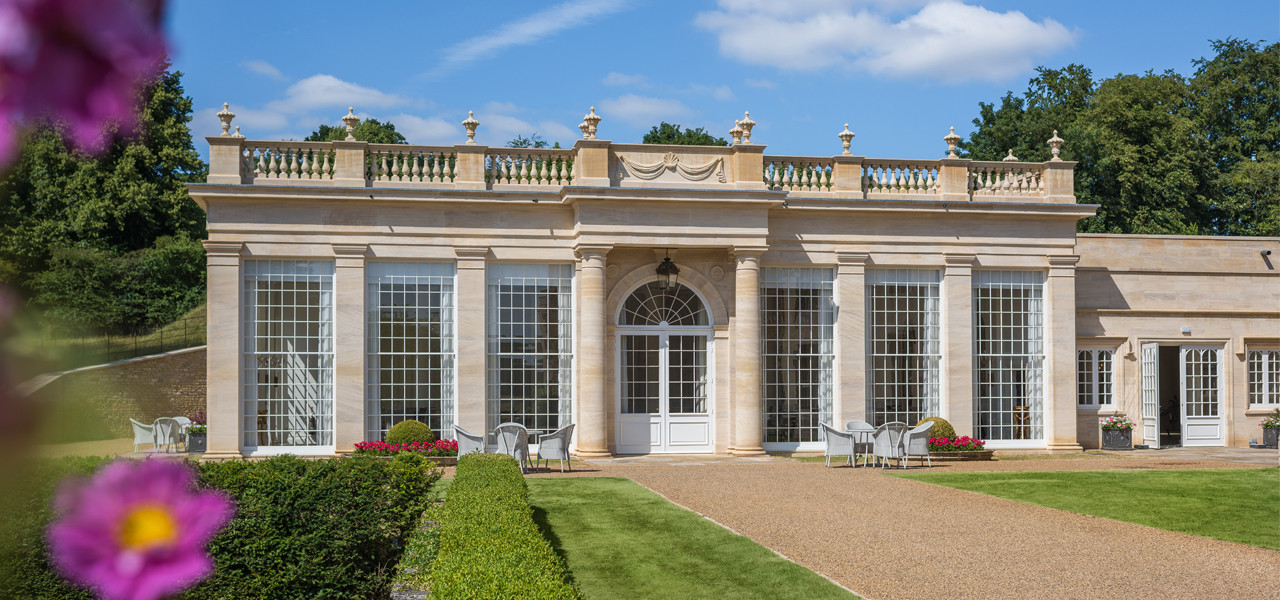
[617, 332, 713, 453]
[1141, 344, 1225, 447]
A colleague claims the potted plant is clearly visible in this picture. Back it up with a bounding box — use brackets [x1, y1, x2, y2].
[186, 410, 207, 454]
[927, 435, 993, 460]
[1261, 410, 1280, 449]
[1099, 415, 1135, 450]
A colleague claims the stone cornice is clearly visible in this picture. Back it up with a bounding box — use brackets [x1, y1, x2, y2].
[202, 241, 244, 256]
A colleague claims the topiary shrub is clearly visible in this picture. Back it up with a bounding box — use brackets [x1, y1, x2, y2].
[386, 419, 435, 445]
[917, 416, 956, 441]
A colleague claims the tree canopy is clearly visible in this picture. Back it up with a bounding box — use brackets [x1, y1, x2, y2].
[642, 122, 728, 146]
[305, 118, 406, 144]
[961, 39, 1278, 236]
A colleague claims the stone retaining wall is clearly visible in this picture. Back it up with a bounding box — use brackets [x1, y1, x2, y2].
[24, 346, 206, 441]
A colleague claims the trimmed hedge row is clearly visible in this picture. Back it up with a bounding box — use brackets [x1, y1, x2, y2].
[430, 453, 583, 599]
[0, 454, 442, 600]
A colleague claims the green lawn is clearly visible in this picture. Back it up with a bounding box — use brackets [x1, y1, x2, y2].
[526, 477, 856, 600]
[896, 468, 1280, 549]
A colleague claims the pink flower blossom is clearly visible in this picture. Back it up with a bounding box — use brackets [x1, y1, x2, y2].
[47, 459, 233, 600]
[0, 0, 167, 165]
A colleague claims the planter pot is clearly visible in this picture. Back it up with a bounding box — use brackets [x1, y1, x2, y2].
[1101, 428, 1133, 451]
[1263, 428, 1279, 449]
[932, 450, 995, 461]
[187, 433, 207, 454]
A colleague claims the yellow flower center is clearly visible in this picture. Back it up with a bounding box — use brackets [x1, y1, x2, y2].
[118, 505, 178, 551]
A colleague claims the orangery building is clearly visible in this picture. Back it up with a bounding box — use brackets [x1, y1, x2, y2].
[189, 107, 1280, 459]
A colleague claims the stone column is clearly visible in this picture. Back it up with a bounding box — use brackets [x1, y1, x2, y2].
[202, 241, 244, 459]
[333, 244, 368, 454]
[943, 254, 976, 437]
[836, 252, 870, 425]
[1046, 255, 1083, 452]
[731, 248, 766, 456]
[454, 247, 489, 438]
[575, 246, 612, 456]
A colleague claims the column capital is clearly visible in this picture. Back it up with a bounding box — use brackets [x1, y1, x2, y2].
[331, 244, 369, 264]
[1048, 254, 1081, 276]
[731, 246, 767, 261]
[202, 240, 244, 256]
[943, 253, 976, 276]
[836, 251, 870, 264]
[454, 246, 489, 261]
[573, 244, 613, 260]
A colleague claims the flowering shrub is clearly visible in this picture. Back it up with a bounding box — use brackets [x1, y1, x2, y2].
[185, 410, 207, 435]
[927, 436, 986, 452]
[354, 439, 458, 457]
[1260, 409, 1280, 429]
[1099, 415, 1136, 431]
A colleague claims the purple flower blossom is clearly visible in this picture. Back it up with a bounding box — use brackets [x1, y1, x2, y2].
[0, 0, 167, 165]
[47, 459, 233, 600]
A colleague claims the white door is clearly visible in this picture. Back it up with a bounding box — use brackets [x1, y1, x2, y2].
[617, 332, 713, 453]
[1141, 343, 1160, 448]
[1181, 346, 1225, 446]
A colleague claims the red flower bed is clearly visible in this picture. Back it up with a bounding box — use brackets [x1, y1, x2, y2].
[927, 436, 986, 452]
[353, 439, 458, 457]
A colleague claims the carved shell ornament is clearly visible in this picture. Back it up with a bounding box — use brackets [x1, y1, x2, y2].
[616, 152, 727, 183]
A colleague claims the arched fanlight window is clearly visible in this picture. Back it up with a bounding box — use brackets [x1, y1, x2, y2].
[620, 282, 708, 326]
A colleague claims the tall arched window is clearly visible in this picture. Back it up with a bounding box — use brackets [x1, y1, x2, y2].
[620, 282, 708, 326]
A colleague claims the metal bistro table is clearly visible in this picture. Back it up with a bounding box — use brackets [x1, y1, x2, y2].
[845, 427, 875, 467]
[491, 426, 546, 471]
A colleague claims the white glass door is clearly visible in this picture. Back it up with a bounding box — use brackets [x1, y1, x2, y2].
[1181, 346, 1224, 446]
[1141, 343, 1160, 449]
[617, 332, 713, 453]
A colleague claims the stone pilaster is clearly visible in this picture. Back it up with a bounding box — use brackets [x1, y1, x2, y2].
[1046, 255, 1083, 452]
[333, 244, 368, 454]
[575, 245, 612, 457]
[731, 248, 766, 455]
[836, 252, 870, 426]
[454, 247, 489, 437]
[202, 241, 244, 459]
[943, 254, 976, 437]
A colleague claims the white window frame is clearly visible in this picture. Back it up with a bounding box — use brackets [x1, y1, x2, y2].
[1076, 347, 1115, 408]
[1248, 348, 1280, 406]
[972, 270, 1045, 446]
[865, 268, 942, 427]
[760, 267, 835, 451]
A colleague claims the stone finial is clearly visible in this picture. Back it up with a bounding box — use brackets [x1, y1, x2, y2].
[738, 111, 755, 144]
[728, 120, 743, 145]
[582, 106, 601, 139]
[944, 126, 961, 158]
[1003, 149, 1019, 162]
[462, 111, 480, 144]
[1047, 129, 1064, 161]
[232, 125, 244, 139]
[217, 102, 235, 136]
[837, 123, 855, 156]
[342, 107, 359, 141]
[578, 121, 590, 139]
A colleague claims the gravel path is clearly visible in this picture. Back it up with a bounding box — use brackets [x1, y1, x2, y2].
[520, 455, 1280, 600]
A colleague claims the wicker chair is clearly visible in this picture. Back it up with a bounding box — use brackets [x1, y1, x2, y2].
[171, 416, 192, 451]
[130, 419, 155, 453]
[454, 425, 486, 457]
[821, 423, 857, 468]
[494, 422, 531, 473]
[904, 421, 936, 467]
[844, 420, 876, 466]
[152, 417, 182, 453]
[872, 422, 909, 469]
[536, 424, 575, 472]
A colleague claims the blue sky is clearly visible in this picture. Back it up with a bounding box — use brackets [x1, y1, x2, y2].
[168, 1, 1277, 160]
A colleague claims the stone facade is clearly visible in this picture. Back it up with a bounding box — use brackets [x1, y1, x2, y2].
[189, 108, 1280, 458]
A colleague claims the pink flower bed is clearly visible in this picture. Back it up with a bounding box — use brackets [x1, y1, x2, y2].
[353, 439, 458, 457]
[927, 436, 987, 452]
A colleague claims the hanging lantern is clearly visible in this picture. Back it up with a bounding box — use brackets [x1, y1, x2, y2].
[655, 253, 680, 291]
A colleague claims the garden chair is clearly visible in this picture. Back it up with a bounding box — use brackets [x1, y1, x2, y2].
[171, 416, 192, 451]
[130, 419, 155, 453]
[871, 422, 909, 469]
[820, 423, 857, 468]
[153, 417, 182, 453]
[844, 420, 875, 465]
[454, 425, 485, 457]
[903, 421, 935, 467]
[536, 424, 575, 472]
[493, 422, 531, 473]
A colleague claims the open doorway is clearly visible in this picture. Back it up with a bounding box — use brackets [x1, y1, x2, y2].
[1158, 346, 1181, 447]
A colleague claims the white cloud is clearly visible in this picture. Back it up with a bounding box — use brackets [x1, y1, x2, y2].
[597, 95, 693, 128]
[267, 74, 410, 113]
[385, 114, 459, 145]
[240, 60, 286, 81]
[427, 0, 633, 78]
[470, 107, 578, 147]
[690, 84, 736, 101]
[603, 72, 649, 87]
[744, 78, 776, 89]
[695, 0, 1076, 83]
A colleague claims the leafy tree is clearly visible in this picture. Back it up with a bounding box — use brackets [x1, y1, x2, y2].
[507, 133, 548, 148]
[642, 122, 728, 146]
[960, 64, 1094, 162]
[0, 68, 206, 295]
[305, 118, 406, 144]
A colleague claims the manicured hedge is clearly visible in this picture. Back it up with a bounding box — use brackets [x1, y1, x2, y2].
[0, 454, 441, 600]
[430, 453, 583, 600]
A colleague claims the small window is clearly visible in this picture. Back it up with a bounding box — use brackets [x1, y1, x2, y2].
[1248, 349, 1280, 406]
[1077, 348, 1114, 407]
